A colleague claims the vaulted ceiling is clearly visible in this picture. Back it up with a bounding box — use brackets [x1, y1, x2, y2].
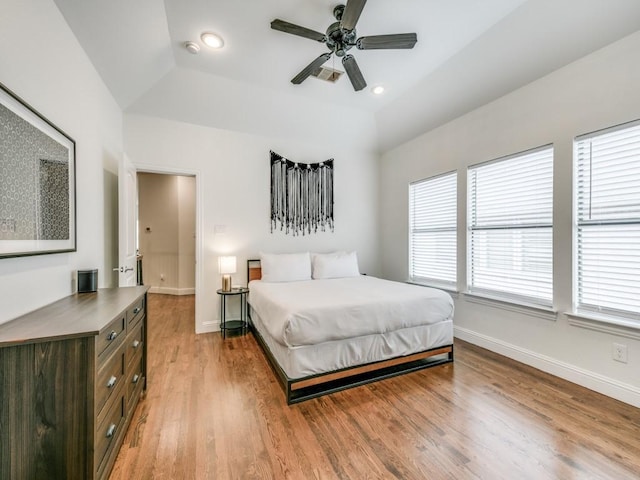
[53, 0, 640, 152]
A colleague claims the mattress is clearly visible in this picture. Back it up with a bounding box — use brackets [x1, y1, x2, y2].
[248, 276, 454, 380]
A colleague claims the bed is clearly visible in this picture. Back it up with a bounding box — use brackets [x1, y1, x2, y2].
[246, 253, 454, 404]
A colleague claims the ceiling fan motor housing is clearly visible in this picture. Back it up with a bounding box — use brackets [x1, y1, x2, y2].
[326, 21, 357, 56]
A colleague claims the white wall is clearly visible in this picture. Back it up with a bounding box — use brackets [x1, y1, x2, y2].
[379, 31, 640, 406]
[124, 114, 380, 334]
[0, 0, 122, 324]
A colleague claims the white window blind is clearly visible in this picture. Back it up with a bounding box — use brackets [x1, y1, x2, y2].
[575, 120, 640, 322]
[468, 146, 553, 306]
[409, 172, 457, 288]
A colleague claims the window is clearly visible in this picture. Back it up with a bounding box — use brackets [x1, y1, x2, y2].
[575, 120, 640, 322]
[468, 146, 553, 307]
[409, 172, 457, 288]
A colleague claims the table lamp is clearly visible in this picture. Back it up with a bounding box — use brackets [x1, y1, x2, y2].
[218, 256, 236, 292]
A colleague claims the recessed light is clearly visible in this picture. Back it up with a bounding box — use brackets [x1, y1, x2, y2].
[184, 41, 200, 54]
[201, 32, 224, 49]
[372, 85, 385, 95]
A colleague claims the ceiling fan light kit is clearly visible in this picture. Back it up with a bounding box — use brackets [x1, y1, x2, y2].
[270, 0, 417, 92]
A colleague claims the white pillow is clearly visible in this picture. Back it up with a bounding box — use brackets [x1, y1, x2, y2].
[312, 251, 360, 279]
[260, 252, 312, 283]
[310, 251, 345, 264]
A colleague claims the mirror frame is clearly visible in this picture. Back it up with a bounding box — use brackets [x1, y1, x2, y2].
[0, 82, 76, 258]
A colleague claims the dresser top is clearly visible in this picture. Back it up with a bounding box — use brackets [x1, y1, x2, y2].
[0, 286, 149, 347]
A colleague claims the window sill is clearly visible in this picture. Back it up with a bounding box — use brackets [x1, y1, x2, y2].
[406, 280, 459, 298]
[566, 312, 640, 340]
[464, 292, 557, 321]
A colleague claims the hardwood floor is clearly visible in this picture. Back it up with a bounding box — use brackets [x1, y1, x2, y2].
[109, 294, 640, 480]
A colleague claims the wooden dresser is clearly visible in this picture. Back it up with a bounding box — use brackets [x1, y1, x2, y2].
[0, 286, 149, 480]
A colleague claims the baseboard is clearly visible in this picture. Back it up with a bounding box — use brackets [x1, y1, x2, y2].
[197, 320, 220, 334]
[454, 326, 640, 408]
[148, 286, 195, 296]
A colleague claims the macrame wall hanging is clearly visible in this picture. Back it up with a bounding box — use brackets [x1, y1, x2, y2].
[271, 151, 334, 235]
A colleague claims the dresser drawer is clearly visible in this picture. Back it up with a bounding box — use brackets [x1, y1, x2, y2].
[96, 346, 125, 419]
[126, 349, 145, 407]
[97, 314, 125, 359]
[127, 296, 145, 330]
[125, 322, 144, 368]
[96, 394, 126, 475]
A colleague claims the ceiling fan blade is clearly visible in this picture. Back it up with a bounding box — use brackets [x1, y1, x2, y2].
[341, 0, 367, 31]
[342, 55, 366, 91]
[271, 19, 327, 43]
[357, 33, 417, 50]
[291, 53, 332, 84]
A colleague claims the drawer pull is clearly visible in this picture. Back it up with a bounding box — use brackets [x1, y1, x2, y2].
[133, 306, 141, 315]
[106, 424, 116, 438]
[132, 374, 140, 384]
[132, 340, 141, 349]
[106, 376, 117, 388]
[107, 331, 118, 341]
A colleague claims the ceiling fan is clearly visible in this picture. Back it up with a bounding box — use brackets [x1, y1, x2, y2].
[271, 0, 417, 91]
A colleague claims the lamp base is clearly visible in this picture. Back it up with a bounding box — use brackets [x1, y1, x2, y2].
[222, 274, 232, 292]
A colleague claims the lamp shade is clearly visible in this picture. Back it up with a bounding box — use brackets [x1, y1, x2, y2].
[218, 256, 237, 275]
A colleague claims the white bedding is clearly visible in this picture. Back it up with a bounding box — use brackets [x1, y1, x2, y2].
[248, 276, 454, 348]
[250, 307, 453, 380]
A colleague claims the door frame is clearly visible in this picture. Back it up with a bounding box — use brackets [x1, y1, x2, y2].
[134, 163, 203, 334]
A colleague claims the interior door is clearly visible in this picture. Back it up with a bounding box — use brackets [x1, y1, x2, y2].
[118, 154, 138, 287]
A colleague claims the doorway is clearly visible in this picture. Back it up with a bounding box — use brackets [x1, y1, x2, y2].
[137, 172, 196, 296]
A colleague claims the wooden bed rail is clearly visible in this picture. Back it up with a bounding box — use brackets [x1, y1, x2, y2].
[291, 346, 453, 391]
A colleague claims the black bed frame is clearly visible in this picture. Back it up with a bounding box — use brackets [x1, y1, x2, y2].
[246, 259, 454, 404]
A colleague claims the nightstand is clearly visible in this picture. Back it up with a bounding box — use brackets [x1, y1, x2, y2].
[217, 287, 249, 339]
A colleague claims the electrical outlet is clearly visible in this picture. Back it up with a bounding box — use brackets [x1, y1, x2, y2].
[612, 343, 628, 363]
